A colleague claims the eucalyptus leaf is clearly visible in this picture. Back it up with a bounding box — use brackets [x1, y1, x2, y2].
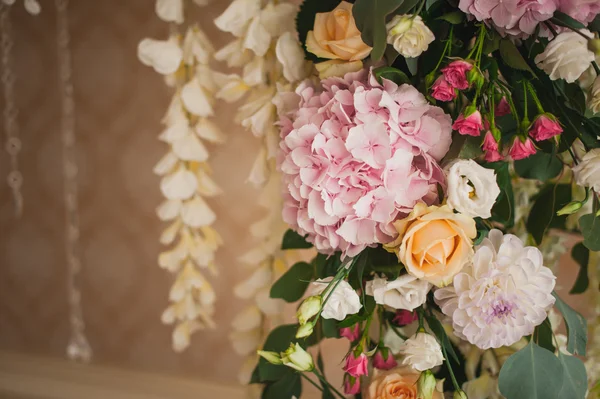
[570, 243, 590, 295]
[498, 341, 564, 399]
[353, 0, 405, 61]
[557, 352, 588, 399]
[552, 291, 587, 356]
[535, 319, 556, 354]
[499, 39, 534, 73]
[281, 229, 313, 250]
[579, 213, 600, 251]
[270, 262, 313, 302]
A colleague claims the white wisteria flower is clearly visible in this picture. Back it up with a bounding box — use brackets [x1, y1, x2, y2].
[588, 76, 600, 114]
[138, 38, 183, 75]
[446, 159, 501, 219]
[365, 275, 431, 311]
[276, 32, 310, 83]
[386, 15, 434, 58]
[310, 277, 362, 321]
[573, 148, 600, 192]
[155, 0, 183, 24]
[214, 0, 262, 37]
[435, 229, 556, 349]
[399, 332, 444, 371]
[535, 30, 595, 83]
[2, 0, 40, 15]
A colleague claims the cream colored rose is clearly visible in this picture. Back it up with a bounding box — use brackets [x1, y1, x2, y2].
[305, 1, 372, 62]
[366, 367, 443, 399]
[385, 203, 476, 287]
[386, 15, 434, 58]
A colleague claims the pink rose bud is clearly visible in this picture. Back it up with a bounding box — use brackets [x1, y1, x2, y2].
[344, 374, 361, 395]
[343, 352, 369, 377]
[441, 60, 473, 90]
[496, 97, 511, 117]
[340, 324, 361, 342]
[484, 148, 504, 162]
[431, 76, 456, 102]
[393, 310, 418, 326]
[510, 137, 537, 160]
[373, 347, 398, 370]
[528, 114, 563, 142]
[452, 109, 484, 137]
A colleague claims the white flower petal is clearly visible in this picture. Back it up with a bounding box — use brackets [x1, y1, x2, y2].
[181, 78, 214, 117]
[238, 356, 258, 385]
[214, 0, 261, 37]
[195, 118, 226, 144]
[234, 265, 272, 299]
[259, 3, 296, 37]
[24, 0, 40, 15]
[159, 120, 188, 143]
[173, 321, 201, 352]
[189, 236, 215, 267]
[182, 26, 213, 65]
[160, 167, 198, 200]
[231, 306, 262, 332]
[238, 246, 270, 266]
[247, 148, 270, 187]
[399, 332, 444, 371]
[196, 170, 222, 197]
[155, 0, 184, 24]
[243, 16, 271, 57]
[138, 38, 183, 75]
[241, 101, 275, 137]
[195, 64, 219, 94]
[229, 328, 262, 356]
[256, 287, 283, 316]
[216, 75, 249, 103]
[156, 199, 182, 221]
[242, 56, 266, 86]
[153, 152, 179, 175]
[180, 196, 216, 228]
[214, 39, 253, 68]
[160, 220, 182, 245]
[172, 131, 209, 162]
[276, 32, 309, 83]
[162, 95, 188, 126]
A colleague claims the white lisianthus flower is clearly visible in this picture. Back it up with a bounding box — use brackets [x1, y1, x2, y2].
[573, 148, 600, 192]
[386, 15, 434, 58]
[588, 76, 600, 114]
[535, 30, 595, 83]
[435, 229, 556, 349]
[399, 332, 444, 371]
[310, 277, 361, 321]
[365, 275, 430, 311]
[446, 159, 501, 219]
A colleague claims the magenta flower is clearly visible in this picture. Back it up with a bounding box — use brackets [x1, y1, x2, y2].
[392, 309, 418, 326]
[343, 352, 369, 377]
[441, 60, 473, 90]
[482, 131, 499, 153]
[452, 110, 484, 136]
[528, 114, 563, 141]
[431, 76, 456, 102]
[495, 97, 511, 117]
[373, 347, 398, 370]
[339, 324, 361, 342]
[510, 137, 537, 160]
[344, 374, 361, 395]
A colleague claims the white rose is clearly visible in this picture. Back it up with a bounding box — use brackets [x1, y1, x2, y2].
[386, 15, 434, 58]
[310, 277, 361, 321]
[573, 148, 600, 192]
[399, 332, 444, 371]
[365, 275, 431, 311]
[587, 76, 600, 114]
[535, 30, 595, 83]
[445, 159, 501, 219]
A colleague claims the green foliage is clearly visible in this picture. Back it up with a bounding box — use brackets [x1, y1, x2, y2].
[579, 213, 600, 251]
[270, 262, 313, 302]
[281, 229, 313, 250]
[498, 341, 564, 399]
[353, 0, 405, 61]
[374, 66, 411, 85]
[535, 319, 556, 353]
[551, 11, 587, 30]
[557, 352, 588, 399]
[473, 218, 490, 246]
[425, 313, 459, 364]
[552, 292, 587, 356]
[262, 371, 302, 399]
[314, 252, 342, 278]
[514, 152, 563, 181]
[258, 325, 300, 381]
[526, 184, 571, 245]
[437, 11, 465, 24]
[295, 0, 340, 62]
[321, 318, 339, 338]
[570, 243, 590, 294]
[484, 162, 515, 228]
[499, 39, 534, 74]
[338, 295, 376, 328]
[406, 56, 419, 76]
[458, 135, 484, 159]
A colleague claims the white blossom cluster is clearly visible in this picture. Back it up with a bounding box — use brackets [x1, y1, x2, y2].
[138, 0, 225, 352]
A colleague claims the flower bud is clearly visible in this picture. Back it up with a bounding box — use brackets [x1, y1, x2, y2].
[453, 390, 468, 399]
[281, 343, 314, 372]
[373, 346, 398, 370]
[466, 67, 484, 91]
[588, 38, 600, 56]
[257, 350, 283, 365]
[297, 295, 322, 325]
[557, 201, 583, 216]
[296, 322, 315, 339]
[417, 370, 437, 399]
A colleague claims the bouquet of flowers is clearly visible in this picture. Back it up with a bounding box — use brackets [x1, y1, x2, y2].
[248, 0, 600, 397]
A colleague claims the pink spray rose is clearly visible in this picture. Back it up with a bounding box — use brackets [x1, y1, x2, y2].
[393, 310, 418, 326]
[441, 60, 473, 90]
[373, 347, 398, 370]
[431, 76, 456, 102]
[528, 114, 563, 142]
[340, 324, 361, 341]
[277, 69, 452, 257]
[344, 374, 361, 395]
[344, 352, 369, 377]
[482, 131, 503, 162]
[495, 97, 511, 117]
[510, 137, 537, 160]
[452, 109, 484, 136]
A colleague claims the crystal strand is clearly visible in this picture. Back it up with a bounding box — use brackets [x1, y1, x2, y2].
[0, 3, 24, 217]
[55, 0, 92, 363]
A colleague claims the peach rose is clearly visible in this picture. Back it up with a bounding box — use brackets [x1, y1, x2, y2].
[305, 1, 372, 62]
[366, 368, 443, 399]
[385, 203, 476, 287]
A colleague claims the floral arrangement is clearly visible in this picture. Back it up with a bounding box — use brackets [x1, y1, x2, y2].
[245, 0, 600, 398]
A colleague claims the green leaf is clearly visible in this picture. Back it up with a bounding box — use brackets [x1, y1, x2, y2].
[535, 319, 556, 354]
[425, 313, 460, 364]
[499, 341, 564, 399]
[499, 39, 534, 74]
[396, 0, 420, 13]
[426, 0, 440, 10]
[258, 325, 300, 381]
[281, 229, 313, 250]
[590, 14, 600, 32]
[526, 184, 571, 245]
[458, 135, 483, 159]
[295, 0, 340, 62]
[483, 30, 501, 54]
[551, 11, 587, 30]
[262, 371, 302, 399]
[552, 291, 587, 356]
[570, 243, 590, 295]
[579, 213, 600, 251]
[484, 162, 515, 228]
[314, 252, 342, 279]
[353, 0, 405, 61]
[270, 261, 314, 302]
[406, 56, 419, 76]
[514, 152, 563, 181]
[321, 318, 339, 339]
[374, 66, 410, 85]
[557, 352, 588, 399]
[437, 11, 465, 24]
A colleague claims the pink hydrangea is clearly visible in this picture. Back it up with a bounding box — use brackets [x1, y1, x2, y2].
[278, 69, 452, 257]
[559, 0, 600, 24]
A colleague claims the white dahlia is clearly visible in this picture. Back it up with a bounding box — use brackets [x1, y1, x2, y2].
[434, 229, 556, 349]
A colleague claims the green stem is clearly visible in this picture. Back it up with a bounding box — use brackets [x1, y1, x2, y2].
[300, 373, 324, 393]
[593, 61, 600, 76]
[388, 322, 409, 340]
[313, 370, 346, 399]
[314, 257, 355, 320]
[522, 80, 529, 121]
[442, 340, 461, 390]
[525, 81, 544, 114]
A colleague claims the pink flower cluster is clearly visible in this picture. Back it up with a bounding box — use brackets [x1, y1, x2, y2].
[431, 60, 473, 102]
[278, 69, 452, 256]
